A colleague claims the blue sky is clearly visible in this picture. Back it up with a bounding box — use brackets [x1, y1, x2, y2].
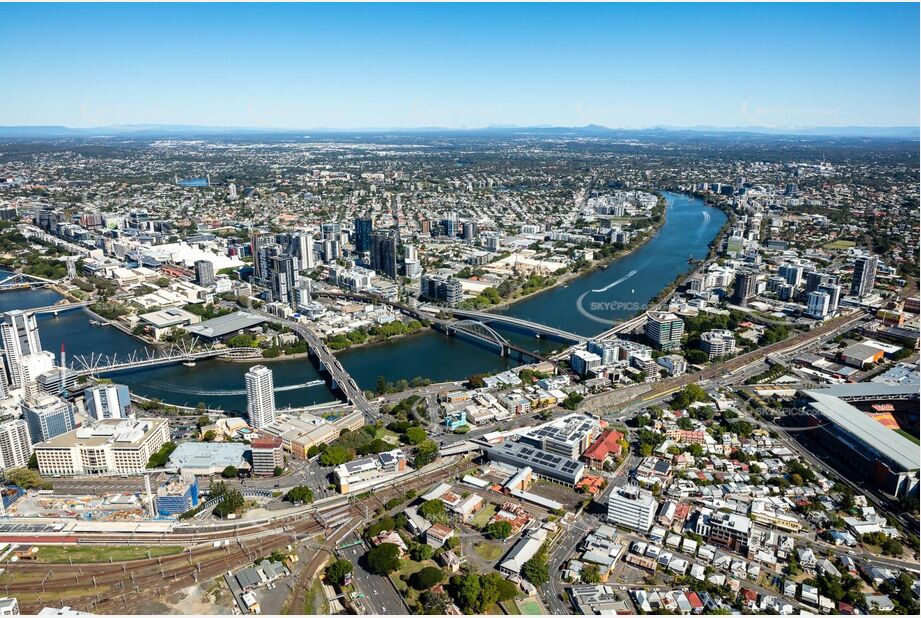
[1, 2, 918, 129]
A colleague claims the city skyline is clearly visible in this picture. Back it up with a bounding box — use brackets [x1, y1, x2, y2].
[0, 2, 919, 129]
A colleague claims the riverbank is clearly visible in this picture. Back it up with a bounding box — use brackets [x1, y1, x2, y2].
[467, 192, 670, 314]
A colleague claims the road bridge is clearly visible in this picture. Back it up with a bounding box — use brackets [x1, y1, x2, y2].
[24, 300, 92, 315]
[254, 311, 373, 416]
[447, 307, 586, 343]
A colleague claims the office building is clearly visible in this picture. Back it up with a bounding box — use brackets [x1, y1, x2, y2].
[23, 395, 75, 444]
[34, 418, 170, 476]
[0, 419, 32, 471]
[694, 509, 752, 554]
[420, 273, 464, 306]
[245, 365, 276, 429]
[155, 475, 200, 516]
[519, 413, 600, 459]
[700, 329, 736, 360]
[1, 310, 42, 388]
[732, 270, 758, 305]
[354, 217, 373, 253]
[194, 259, 215, 286]
[645, 312, 685, 351]
[805, 270, 829, 294]
[334, 449, 407, 494]
[485, 440, 585, 486]
[607, 486, 658, 532]
[84, 383, 131, 420]
[250, 435, 284, 476]
[370, 229, 398, 279]
[851, 255, 878, 297]
[806, 290, 830, 319]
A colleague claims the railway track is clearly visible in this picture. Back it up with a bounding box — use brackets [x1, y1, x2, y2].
[4, 459, 472, 613]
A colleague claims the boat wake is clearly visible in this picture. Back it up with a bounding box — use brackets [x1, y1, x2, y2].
[591, 269, 638, 294]
[140, 380, 325, 397]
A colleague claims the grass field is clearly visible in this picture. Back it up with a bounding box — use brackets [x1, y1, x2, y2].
[389, 558, 438, 608]
[473, 542, 504, 561]
[823, 239, 856, 250]
[469, 503, 497, 529]
[34, 545, 183, 563]
[517, 598, 545, 615]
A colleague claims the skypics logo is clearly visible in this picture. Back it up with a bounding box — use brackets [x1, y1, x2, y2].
[575, 268, 656, 326]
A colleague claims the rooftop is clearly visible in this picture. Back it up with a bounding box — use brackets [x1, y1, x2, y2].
[185, 310, 266, 339]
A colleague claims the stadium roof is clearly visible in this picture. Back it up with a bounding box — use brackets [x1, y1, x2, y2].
[805, 382, 918, 400]
[801, 387, 919, 472]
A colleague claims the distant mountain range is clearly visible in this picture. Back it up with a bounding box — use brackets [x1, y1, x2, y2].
[0, 123, 917, 139]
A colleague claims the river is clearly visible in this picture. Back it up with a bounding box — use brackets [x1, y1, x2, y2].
[0, 192, 725, 412]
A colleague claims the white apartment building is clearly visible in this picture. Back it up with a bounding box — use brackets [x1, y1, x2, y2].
[34, 418, 170, 476]
[245, 365, 276, 429]
[0, 419, 32, 471]
[1, 310, 42, 388]
[700, 329, 737, 360]
[607, 486, 659, 532]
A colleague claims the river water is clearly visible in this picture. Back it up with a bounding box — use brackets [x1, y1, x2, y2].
[0, 192, 724, 413]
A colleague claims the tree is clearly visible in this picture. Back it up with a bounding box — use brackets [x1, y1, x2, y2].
[285, 486, 315, 504]
[485, 520, 513, 540]
[319, 445, 354, 466]
[467, 373, 486, 389]
[453, 573, 482, 613]
[419, 589, 451, 615]
[4, 467, 50, 490]
[365, 543, 401, 575]
[213, 487, 244, 518]
[221, 466, 238, 479]
[521, 554, 549, 586]
[27, 453, 38, 470]
[410, 566, 444, 590]
[419, 499, 447, 522]
[582, 564, 601, 584]
[405, 426, 427, 446]
[410, 543, 434, 562]
[415, 439, 438, 468]
[325, 559, 353, 585]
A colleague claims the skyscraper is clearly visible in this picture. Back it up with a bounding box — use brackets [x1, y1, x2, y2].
[1, 310, 42, 388]
[732, 270, 758, 305]
[806, 291, 831, 319]
[370, 229, 398, 279]
[84, 383, 132, 420]
[0, 419, 32, 472]
[354, 217, 373, 253]
[817, 282, 842, 314]
[194, 259, 215, 286]
[851, 255, 878, 297]
[245, 365, 276, 429]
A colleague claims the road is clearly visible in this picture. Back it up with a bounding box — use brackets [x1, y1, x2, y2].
[337, 535, 409, 615]
[544, 513, 595, 614]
